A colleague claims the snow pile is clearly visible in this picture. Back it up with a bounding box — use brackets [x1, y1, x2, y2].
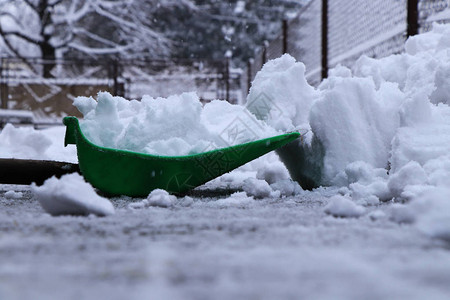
[209, 191, 255, 208]
[242, 177, 279, 198]
[311, 73, 402, 185]
[251, 24, 450, 184]
[129, 189, 176, 209]
[249, 24, 450, 235]
[0, 124, 77, 162]
[324, 195, 365, 218]
[341, 161, 390, 205]
[32, 173, 115, 216]
[270, 179, 303, 197]
[0, 124, 52, 159]
[247, 54, 318, 133]
[255, 158, 290, 184]
[73, 92, 279, 156]
[238, 176, 304, 199]
[4, 190, 23, 199]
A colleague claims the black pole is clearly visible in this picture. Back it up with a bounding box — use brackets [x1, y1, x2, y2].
[282, 19, 288, 54]
[407, 0, 419, 37]
[0, 58, 7, 109]
[247, 59, 253, 94]
[225, 55, 230, 102]
[321, 0, 328, 79]
[262, 47, 266, 65]
[112, 60, 119, 96]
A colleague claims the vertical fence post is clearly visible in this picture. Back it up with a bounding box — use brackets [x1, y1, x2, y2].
[321, 0, 328, 80]
[0, 58, 7, 109]
[407, 0, 419, 37]
[282, 19, 288, 54]
[262, 40, 269, 65]
[112, 59, 120, 96]
[225, 51, 232, 102]
[247, 58, 253, 94]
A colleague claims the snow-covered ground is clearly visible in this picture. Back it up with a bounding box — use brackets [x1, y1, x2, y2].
[1, 24, 450, 300]
[2, 184, 450, 300]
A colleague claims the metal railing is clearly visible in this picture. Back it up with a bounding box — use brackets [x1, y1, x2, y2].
[245, 0, 450, 93]
[0, 57, 244, 121]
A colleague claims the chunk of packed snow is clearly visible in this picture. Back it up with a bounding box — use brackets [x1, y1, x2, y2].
[255, 159, 290, 184]
[32, 173, 115, 216]
[242, 177, 279, 199]
[129, 189, 176, 209]
[246, 54, 318, 133]
[311, 75, 402, 185]
[270, 180, 303, 197]
[324, 195, 366, 218]
[146, 189, 176, 207]
[73, 92, 279, 156]
[390, 105, 450, 173]
[176, 196, 194, 207]
[387, 161, 428, 199]
[4, 190, 23, 199]
[341, 161, 391, 203]
[214, 170, 259, 190]
[209, 191, 255, 208]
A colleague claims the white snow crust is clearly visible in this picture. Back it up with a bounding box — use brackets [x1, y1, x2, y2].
[31, 173, 115, 216]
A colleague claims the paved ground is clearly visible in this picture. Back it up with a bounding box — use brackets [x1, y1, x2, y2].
[1, 184, 450, 300]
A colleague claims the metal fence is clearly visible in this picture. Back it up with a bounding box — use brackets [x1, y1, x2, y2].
[287, 0, 323, 86]
[327, 0, 407, 67]
[0, 57, 243, 121]
[246, 0, 450, 92]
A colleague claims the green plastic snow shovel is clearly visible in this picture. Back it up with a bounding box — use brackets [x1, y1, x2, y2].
[63, 116, 300, 197]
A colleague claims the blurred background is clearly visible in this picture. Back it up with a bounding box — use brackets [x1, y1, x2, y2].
[0, 0, 449, 124]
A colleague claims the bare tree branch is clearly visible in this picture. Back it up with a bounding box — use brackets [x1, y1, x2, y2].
[0, 11, 20, 23]
[72, 28, 120, 48]
[52, 32, 73, 49]
[0, 28, 38, 73]
[68, 42, 133, 56]
[0, 0, 181, 61]
[49, 0, 64, 7]
[22, 0, 37, 11]
[1, 29, 42, 44]
[53, 0, 91, 26]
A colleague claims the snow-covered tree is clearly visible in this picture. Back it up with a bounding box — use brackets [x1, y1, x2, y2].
[162, 0, 304, 65]
[0, 0, 191, 76]
[0, 0, 304, 73]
